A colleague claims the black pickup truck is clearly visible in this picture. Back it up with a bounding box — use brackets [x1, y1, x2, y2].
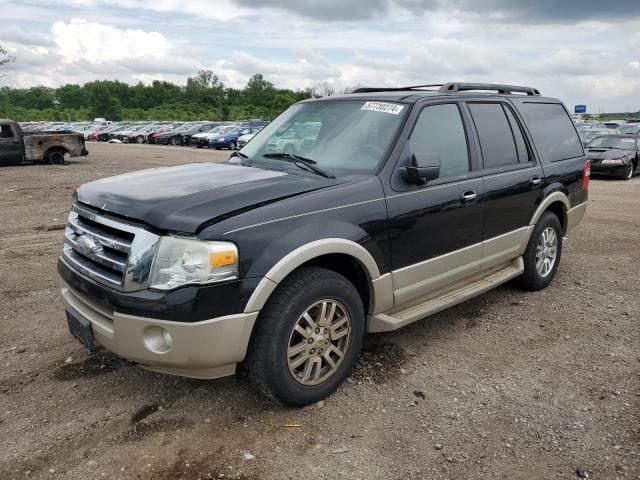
[58, 83, 588, 406]
[0, 119, 88, 165]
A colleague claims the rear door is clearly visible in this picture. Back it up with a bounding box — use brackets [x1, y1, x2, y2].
[0, 123, 24, 165]
[385, 101, 485, 305]
[465, 101, 545, 269]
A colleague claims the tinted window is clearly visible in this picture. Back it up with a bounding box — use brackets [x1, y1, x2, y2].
[409, 104, 469, 178]
[468, 103, 518, 168]
[503, 106, 530, 163]
[0, 125, 13, 138]
[520, 103, 583, 162]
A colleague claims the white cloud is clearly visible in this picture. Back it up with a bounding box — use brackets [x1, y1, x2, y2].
[51, 18, 171, 64]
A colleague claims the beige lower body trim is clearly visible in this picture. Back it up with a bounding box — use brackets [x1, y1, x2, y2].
[368, 257, 523, 332]
[60, 280, 258, 380]
[391, 227, 529, 306]
[565, 202, 587, 234]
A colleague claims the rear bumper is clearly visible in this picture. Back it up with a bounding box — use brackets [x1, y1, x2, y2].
[60, 279, 259, 379]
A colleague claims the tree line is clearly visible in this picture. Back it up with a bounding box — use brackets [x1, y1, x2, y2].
[0, 70, 316, 122]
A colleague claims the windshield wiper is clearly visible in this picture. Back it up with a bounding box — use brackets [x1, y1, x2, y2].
[262, 152, 336, 179]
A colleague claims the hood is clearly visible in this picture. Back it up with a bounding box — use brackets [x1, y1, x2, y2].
[586, 148, 633, 161]
[76, 162, 336, 233]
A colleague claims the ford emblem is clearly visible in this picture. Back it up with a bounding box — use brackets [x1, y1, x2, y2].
[76, 234, 103, 255]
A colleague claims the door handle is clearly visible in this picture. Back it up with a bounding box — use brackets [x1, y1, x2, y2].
[529, 176, 542, 187]
[461, 190, 477, 204]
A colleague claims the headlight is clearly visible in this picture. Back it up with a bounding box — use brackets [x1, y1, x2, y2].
[149, 237, 238, 290]
[602, 158, 624, 165]
[217, 137, 225, 142]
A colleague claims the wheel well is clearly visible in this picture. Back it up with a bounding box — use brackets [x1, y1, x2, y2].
[300, 253, 371, 314]
[45, 146, 68, 157]
[545, 201, 567, 233]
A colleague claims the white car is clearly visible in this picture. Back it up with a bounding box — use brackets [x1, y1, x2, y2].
[237, 127, 263, 148]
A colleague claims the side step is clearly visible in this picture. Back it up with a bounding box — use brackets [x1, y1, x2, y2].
[367, 257, 524, 333]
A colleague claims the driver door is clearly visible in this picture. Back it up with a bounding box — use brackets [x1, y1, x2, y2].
[385, 102, 485, 305]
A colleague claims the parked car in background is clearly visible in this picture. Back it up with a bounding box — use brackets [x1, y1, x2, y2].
[147, 123, 182, 144]
[237, 127, 263, 148]
[264, 122, 321, 154]
[208, 126, 255, 150]
[189, 125, 233, 148]
[579, 128, 613, 146]
[155, 123, 198, 145]
[179, 122, 221, 146]
[585, 134, 639, 180]
[1, 119, 88, 165]
[617, 124, 640, 135]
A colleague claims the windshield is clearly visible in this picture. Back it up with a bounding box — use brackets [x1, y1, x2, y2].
[582, 130, 608, 139]
[240, 100, 408, 173]
[586, 137, 636, 149]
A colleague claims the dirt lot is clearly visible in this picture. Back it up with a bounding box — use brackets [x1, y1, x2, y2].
[1, 142, 638, 480]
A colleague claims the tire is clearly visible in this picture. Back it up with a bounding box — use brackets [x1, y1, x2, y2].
[47, 150, 65, 165]
[170, 137, 177, 146]
[136, 135, 144, 144]
[247, 267, 365, 406]
[229, 141, 237, 150]
[622, 161, 634, 180]
[516, 211, 563, 291]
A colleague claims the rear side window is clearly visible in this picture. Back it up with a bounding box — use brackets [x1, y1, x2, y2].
[520, 103, 583, 162]
[468, 103, 519, 168]
[409, 103, 470, 178]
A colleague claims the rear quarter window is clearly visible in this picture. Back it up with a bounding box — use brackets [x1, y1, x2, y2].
[520, 103, 583, 162]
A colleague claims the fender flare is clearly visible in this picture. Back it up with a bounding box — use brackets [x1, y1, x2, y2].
[243, 238, 392, 314]
[529, 191, 570, 229]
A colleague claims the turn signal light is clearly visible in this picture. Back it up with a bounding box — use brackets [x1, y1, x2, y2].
[210, 250, 237, 267]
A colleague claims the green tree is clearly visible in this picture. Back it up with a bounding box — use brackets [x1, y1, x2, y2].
[89, 83, 123, 120]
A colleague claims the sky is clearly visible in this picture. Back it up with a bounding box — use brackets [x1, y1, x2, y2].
[1, 0, 640, 112]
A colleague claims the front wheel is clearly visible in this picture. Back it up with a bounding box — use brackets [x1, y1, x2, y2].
[247, 267, 365, 406]
[516, 211, 563, 291]
[228, 141, 237, 150]
[622, 162, 634, 180]
[136, 135, 144, 144]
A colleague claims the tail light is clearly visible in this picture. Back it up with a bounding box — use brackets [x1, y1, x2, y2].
[581, 160, 590, 190]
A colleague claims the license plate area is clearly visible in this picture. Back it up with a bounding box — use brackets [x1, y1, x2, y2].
[66, 310, 97, 352]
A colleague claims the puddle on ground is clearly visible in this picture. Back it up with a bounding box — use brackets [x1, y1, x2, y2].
[351, 342, 406, 384]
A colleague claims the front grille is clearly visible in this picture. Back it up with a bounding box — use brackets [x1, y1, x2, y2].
[62, 204, 159, 291]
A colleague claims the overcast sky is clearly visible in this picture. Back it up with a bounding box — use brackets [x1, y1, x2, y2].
[1, 0, 640, 112]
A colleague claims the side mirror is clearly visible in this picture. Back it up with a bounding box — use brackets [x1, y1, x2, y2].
[401, 153, 440, 185]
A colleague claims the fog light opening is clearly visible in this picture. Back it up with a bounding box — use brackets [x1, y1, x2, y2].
[143, 326, 173, 354]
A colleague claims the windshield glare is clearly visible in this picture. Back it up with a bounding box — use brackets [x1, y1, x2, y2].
[240, 100, 408, 173]
[587, 137, 636, 149]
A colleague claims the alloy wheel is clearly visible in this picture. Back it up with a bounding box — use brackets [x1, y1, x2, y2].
[535, 227, 558, 278]
[287, 299, 352, 386]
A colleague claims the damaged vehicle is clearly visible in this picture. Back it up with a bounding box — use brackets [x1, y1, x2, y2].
[1, 119, 88, 165]
[58, 83, 588, 406]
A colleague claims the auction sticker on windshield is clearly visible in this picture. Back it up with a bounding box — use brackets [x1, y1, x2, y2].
[361, 102, 405, 115]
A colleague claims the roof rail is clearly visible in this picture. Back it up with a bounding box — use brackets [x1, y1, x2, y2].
[439, 82, 541, 96]
[352, 84, 442, 93]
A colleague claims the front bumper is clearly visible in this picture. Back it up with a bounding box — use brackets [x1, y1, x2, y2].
[60, 279, 259, 379]
[590, 162, 628, 177]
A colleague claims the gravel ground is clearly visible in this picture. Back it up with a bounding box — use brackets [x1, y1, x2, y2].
[0, 143, 638, 480]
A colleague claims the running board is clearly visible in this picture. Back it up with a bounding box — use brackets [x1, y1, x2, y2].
[367, 257, 524, 333]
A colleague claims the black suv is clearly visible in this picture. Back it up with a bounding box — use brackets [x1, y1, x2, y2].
[58, 83, 589, 406]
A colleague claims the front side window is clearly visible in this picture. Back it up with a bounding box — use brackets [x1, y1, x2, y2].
[241, 100, 408, 173]
[0, 125, 13, 138]
[409, 103, 470, 178]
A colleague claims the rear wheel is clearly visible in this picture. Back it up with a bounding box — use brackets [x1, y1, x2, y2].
[516, 211, 562, 291]
[46, 150, 65, 165]
[170, 137, 177, 145]
[136, 135, 144, 144]
[247, 267, 364, 406]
